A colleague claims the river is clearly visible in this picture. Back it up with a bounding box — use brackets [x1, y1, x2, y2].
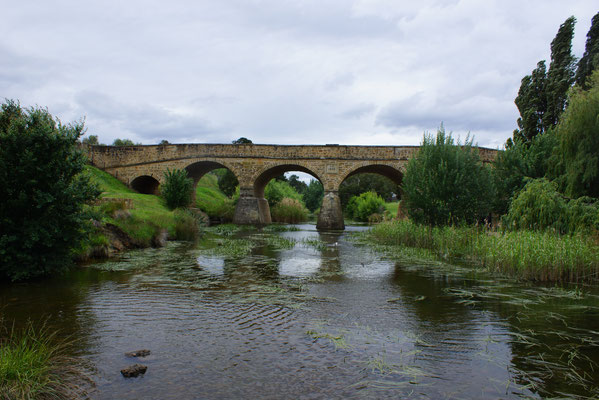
[1, 224, 598, 399]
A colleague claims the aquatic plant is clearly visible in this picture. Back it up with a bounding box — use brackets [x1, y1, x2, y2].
[361, 220, 599, 282]
[0, 320, 92, 400]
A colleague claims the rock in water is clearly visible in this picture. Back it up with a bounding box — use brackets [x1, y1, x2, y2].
[125, 349, 151, 357]
[121, 364, 147, 378]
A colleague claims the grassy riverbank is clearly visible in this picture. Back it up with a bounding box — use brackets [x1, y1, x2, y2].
[361, 220, 599, 282]
[0, 321, 91, 400]
[79, 167, 217, 257]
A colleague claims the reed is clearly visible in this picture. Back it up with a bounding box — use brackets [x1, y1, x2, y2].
[0, 320, 92, 400]
[363, 220, 599, 282]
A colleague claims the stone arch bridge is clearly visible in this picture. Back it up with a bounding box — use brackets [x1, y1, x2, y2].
[86, 143, 497, 230]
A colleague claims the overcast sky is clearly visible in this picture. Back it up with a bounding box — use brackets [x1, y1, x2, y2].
[1, 1, 597, 149]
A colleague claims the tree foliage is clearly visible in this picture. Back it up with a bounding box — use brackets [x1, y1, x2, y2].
[544, 16, 577, 128]
[161, 168, 193, 209]
[112, 138, 136, 146]
[345, 192, 385, 222]
[82, 134, 101, 145]
[512, 16, 576, 144]
[0, 100, 100, 281]
[214, 168, 239, 198]
[576, 12, 599, 90]
[550, 70, 599, 198]
[303, 180, 324, 212]
[402, 127, 494, 226]
[493, 131, 557, 214]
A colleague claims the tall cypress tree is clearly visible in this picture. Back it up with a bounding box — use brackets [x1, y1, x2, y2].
[544, 16, 576, 129]
[513, 61, 547, 143]
[576, 12, 599, 90]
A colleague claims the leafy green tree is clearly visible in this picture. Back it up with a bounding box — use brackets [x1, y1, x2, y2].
[161, 168, 193, 209]
[544, 16, 577, 129]
[550, 70, 599, 198]
[402, 127, 494, 226]
[346, 192, 385, 222]
[288, 174, 308, 196]
[82, 134, 101, 145]
[303, 179, 324, 212]
[0, 100, 100, 281]
[493, 131, 557, 214]
[232, 137, 253, 144]
[112, 138, 136, 146]
[513, 61, 547, 143]
[214, 168, 239, 197]
[512, 16, 576, 144]
[576, 12, 599, 90]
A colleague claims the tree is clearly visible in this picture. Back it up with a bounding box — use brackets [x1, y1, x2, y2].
[544, 16, 577, 129]
[513, 61, 547, 143]
[402, 126, 494, 226]
[288, 174, 308, 196]
[161, 168, 193, 209]
[550, 70, 599, 198]
[112, 138, 136, 146]
[576, 12, 599, 90]
[232, 137, 252, 144]
[512, 16, 576, 144]
[0, 100, 99, 281]
[159, 139, 170, 145]
[264, 179, 303, 207]
[303, 179, 324, 212]
[82, 134, 100, 145]
[493, 130, 557, 214]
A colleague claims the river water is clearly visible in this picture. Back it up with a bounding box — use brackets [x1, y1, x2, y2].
[1, 224, 599, 399]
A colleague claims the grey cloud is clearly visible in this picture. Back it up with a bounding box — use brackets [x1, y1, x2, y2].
[338, 103, 376, 120]
[75, 91, 224, 143]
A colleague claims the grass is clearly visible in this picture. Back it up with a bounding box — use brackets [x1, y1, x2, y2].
[194, 173, 235, 221]
[383, 201, 399, 218]
[360, 220, 599, 282]
[0, 320, 92, 400]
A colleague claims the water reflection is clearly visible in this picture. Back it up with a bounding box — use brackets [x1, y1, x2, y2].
[0, 224, 598, 399]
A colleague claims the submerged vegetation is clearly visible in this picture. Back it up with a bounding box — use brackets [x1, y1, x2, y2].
[0, 320, 92, 400]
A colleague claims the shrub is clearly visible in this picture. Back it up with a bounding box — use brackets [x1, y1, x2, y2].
[503, 178, 566, 232]
[173, 209, 202, 241]
[346, 191, 386, 222]
[264, 179, 303, 207]
[504, 178, 599, 234]
[161, 168, 193, 210]
[0, 100, 100, 281]
[402, 126, 494, 226]
[271, 198, 309, 223]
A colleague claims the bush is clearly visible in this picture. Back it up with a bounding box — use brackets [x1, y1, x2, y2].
[402, 127, 494, 226]
[504, 178, 599, 234]
[271, 198, 309, 223]
[161, 168, 193, 210]
[173, 209, 202, 241]
[503, 178, 566, 232]
[264, 179, 303, 207]
[0, 100, 100, 281]
[346, 191, 386, 222]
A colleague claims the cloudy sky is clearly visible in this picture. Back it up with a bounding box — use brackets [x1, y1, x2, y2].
[1, 1, 597, 149]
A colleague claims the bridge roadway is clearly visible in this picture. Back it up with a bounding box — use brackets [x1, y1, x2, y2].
[86, 143, 498, 230]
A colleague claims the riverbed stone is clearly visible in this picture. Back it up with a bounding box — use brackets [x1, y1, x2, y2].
[121, 364, 147, 378]
[125, 349, 151, 357]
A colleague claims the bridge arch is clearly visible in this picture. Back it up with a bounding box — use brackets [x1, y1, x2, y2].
[184, 160, 238, 182]
[253, 163, 322, 199]
[131, 175, 160, 194]
[340, 164, 403, 187]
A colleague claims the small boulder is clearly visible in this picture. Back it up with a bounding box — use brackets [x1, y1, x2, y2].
[125, 349, 151, 358]
[121, 364, 147, 378]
